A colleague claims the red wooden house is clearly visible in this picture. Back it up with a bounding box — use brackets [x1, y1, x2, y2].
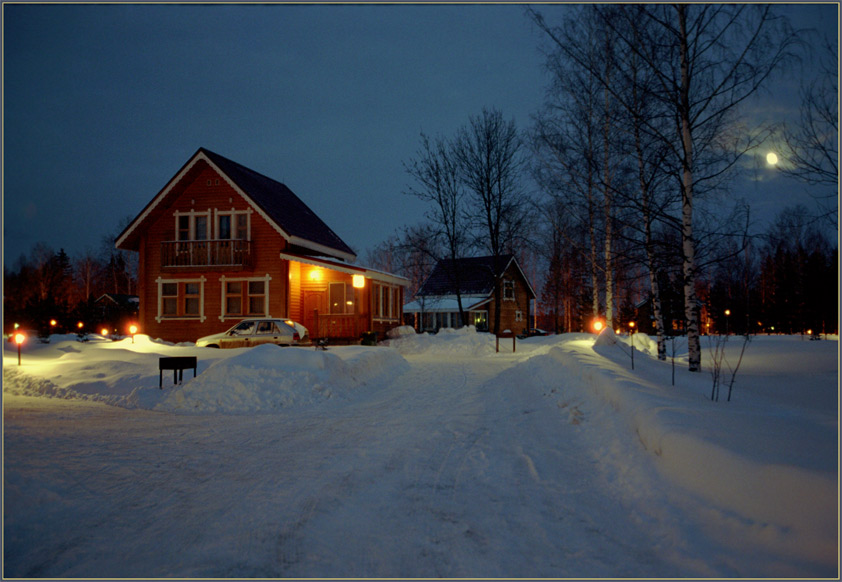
[115, 148, 407, 344]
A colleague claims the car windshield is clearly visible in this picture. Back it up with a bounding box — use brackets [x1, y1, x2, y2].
[230, 321, 255, 335]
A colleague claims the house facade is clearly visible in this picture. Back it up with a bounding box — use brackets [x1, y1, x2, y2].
[116, 148, 407, 344]
[403, 255, 535, 335]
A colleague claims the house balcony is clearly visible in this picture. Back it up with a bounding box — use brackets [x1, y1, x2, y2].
[161, 239, 252, 269]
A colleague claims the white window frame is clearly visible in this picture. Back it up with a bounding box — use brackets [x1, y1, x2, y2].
[219, 274, 272, 321]
[374, 283, 400, 322]
[214, 208, 251, 240]
[173, 209, 212, 241]
[155, 276, 206, 322]
[503, 279, 516, 301]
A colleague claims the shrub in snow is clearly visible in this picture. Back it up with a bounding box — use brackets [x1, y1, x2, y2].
[386, 325, 416, 339]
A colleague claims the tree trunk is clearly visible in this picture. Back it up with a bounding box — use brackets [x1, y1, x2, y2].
[679, 5, 701, 371]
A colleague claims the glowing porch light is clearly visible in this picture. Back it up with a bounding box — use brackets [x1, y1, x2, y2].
[309, 269, 322, 281]
[352, 274, 365, 289]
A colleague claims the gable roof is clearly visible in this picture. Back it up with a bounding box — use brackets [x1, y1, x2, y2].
[416, 254, 536, 299]
[115, 148, 356, 261]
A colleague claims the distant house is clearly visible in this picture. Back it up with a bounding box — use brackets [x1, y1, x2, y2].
[115, 147, 408, 344]
[404, 255, 535, 335]
[95, 293, 139, 333]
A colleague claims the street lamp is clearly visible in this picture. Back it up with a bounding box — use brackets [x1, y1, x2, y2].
[592, 319, 604, 333]
[129, 324, 138, 344]
[724, 309, 731, 335]
[14, 332, 25, 366]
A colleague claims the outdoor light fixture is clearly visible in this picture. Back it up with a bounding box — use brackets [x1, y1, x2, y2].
[309, 269, 322, 282]
[50, 319, 57, 327]
[77, 322, 84, 330]
[14, 332, 25, 366]
[592, 319, 604, 333]
[352, 274, 365, 289]
[101, 328, 110, 337]
[129, 324, 138, 344]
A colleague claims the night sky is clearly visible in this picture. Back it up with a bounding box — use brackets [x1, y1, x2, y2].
[3, 3, 838, 265]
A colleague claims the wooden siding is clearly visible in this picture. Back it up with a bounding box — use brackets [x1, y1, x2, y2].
[138, 165, 290, 343]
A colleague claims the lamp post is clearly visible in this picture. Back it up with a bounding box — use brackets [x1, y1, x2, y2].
[14, 332, 25, 366]
[724, 309, 731, 335]
[129, 324, 138, 344]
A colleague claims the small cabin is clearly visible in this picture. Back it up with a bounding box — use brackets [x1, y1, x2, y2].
[404, 255, 535, 335]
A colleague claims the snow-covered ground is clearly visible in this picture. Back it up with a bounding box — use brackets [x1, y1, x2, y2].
[3, 327, 838, 578]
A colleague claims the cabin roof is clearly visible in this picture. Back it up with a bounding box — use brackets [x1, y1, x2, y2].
[115, 148, 356, 261]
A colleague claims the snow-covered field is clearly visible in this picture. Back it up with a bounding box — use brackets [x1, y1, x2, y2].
[3, 327, 838, 578]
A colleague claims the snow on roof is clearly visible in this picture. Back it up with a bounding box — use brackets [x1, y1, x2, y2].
[403, 294, 489, 313]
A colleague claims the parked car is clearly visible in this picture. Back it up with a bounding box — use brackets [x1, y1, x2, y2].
[196, 318, 305, 348]
[518, 328, 549, 339]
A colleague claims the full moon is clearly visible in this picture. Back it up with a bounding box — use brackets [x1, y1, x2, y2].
[766, 152, 779, 165]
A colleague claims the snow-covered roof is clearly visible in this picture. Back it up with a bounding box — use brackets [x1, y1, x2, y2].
[403, 294, 490, 313]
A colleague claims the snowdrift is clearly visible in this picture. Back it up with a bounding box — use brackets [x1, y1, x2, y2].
[385, 325, 497, 357]
[549, 338, 838, 571]
[3, 337, 409, 415]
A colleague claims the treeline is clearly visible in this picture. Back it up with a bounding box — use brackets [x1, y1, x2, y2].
[365, 4, 837, 371]
[3, 232, 138, 337]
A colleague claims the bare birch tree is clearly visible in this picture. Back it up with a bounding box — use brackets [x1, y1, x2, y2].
[454, 107, 528, 335]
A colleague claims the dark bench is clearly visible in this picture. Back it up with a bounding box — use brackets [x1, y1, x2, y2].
[159, 356, 197, 389]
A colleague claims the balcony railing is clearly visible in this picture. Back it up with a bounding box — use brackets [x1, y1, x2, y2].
[161, 239, 252, 268]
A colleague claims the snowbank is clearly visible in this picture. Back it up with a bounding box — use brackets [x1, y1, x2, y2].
[4, 338, 409, 415]
[549, 338, 838, 570]
[386, 325, 497, 357]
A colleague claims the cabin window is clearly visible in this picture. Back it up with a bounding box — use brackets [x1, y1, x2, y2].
[329, 282, 353, 315]
[472, 311, 488, 331]
[220, 275, 271, 320]
[177, 217, 190, 242]
[174, 211, 212, 241]
[374, 284, 400, 320]
[155, 277, 206, 322]
[225, 281, 242, 314]
[503, 280, 515, 301]
[217, 211, 249, 240]
[162, 283, 178, 315]
[195, 216, 208, 240]
[219, 215, 231, 240]
[248, 281, 265, 314]
[185, 283, 201, 316]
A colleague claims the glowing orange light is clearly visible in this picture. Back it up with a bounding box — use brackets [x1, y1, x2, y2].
[50, 319, 58, 327]
[308, 269, 322, 281]
[592, 320, 604, 333]
[352, 274, 365, 289]
[129, 325, 138, 335]
[101, 328, 109, 336]
[14, 333, 26, 345]
[77, 322, 84, 329]
[629, 321, 635, 329]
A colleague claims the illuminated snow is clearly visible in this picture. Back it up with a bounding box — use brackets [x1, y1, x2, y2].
[3, 329, 838, 577]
